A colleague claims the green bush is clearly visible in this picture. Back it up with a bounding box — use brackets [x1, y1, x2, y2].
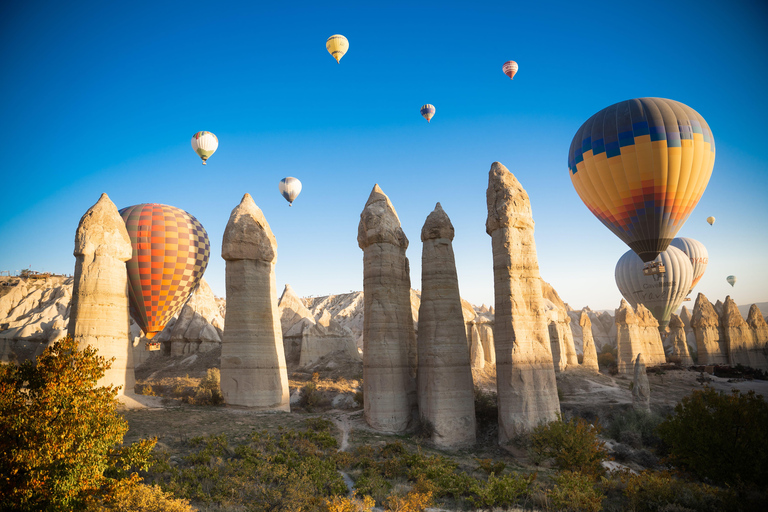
[0, 336, 156, 512]
[192, 368, 223, 405]
[299, 381, 325, 411]
[621, 470, 723, 512]
[547, 471, 604, 512]
[530, 416, 609, 478]
[469, 472, 536, 509]
[475, 457, 506, 475]
[657, 388, 768, 487]
[607, 408, 663, 448]
[354, 471, 392, 503]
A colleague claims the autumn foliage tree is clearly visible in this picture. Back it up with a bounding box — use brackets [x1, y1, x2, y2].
[0, 335, 156, 511]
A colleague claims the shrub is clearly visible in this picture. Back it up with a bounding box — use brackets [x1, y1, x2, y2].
[469, 472, 536, 509]
[384, 490, 433, 512]
[474, 386, 498, 430]
[475, 458, 506, 475]
[607, 408, 663, 449]
[621, 470, 723, 512]
[323, 493, 375, 512]
[354, 471, 392, 503]
[299, 381, 324, 411]
[136, 383, 156, 396]
[656, 388, 768, 487]
[547, 471, 604, 512]
[86, 483, 194, 512]
[0, 336, 156, 512]
[530, 416, 609, 478]
[193, 368, 224, 405]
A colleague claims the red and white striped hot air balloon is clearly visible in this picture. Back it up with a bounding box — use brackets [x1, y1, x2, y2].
[503, 60, 519, 80]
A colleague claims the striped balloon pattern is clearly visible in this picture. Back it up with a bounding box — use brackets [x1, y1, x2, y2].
[326, 34, 349, 63]
[569, 98, 715, 262]
[502, 60, 518, 80]
[420, 104, 435, 123]
[615, 245, 693, 329]
[669, 237, 708, 295]
[279, 177, 302, 206]
[191, 131, 218, 165]
[119, 204, 210, 339]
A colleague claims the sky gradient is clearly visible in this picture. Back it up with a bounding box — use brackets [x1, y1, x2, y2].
[2, 0, 767, 311]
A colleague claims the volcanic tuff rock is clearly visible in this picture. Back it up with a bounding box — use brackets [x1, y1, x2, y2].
[417, 203, 476, 448]
[358, 184, 417, 432]
[632, 353, 651, 413]
[486, 161, 560, 442]
[546, 300, 578, 372]
[568, 307, 616, 353]
[298, 309, 359, 367]
[615, 300, 666, 375]
[678, 305, 698, 359]
[220, 193, 289, 410]
[578, 310, 600, 372]
[666, 314, 693, 366]
[747, 305, 768, 371]
[691, 293, 728, 365]
[721, 296, 763, 370]
[68, 193, 135, 394]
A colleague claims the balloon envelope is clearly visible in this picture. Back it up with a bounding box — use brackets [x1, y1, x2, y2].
[326, 34, 349, 63]
[420, 104, 435, 123]
[191, 131, 218, 165]
[569, 98, 716, 262]
[669, 237, 708, 295]
[279, 177, 302, 205]
[706, 216, 715, 226]
[615, 245, 693, 329]
[502, 60, 518, 80]
[119, 204, 210, 338]
[726, 275, 737, 287]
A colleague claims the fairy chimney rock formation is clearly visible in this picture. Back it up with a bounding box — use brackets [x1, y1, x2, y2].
[691, 293, 728, 365]
[358, 184, 417, 433]
[485, 162, 560, 443]
[667, 314, 693, 366]
[632, 353, 651, 413]
[220, 193, 289, 410]
[635, 304, 667, 365]
[68, 193, 135, 394]
[721, 296, 759, 369]
[747, 305, 768, 371]
[579, 310, 600, 372]
[416, 203, 476, 448]
[616, 301, 666, 374]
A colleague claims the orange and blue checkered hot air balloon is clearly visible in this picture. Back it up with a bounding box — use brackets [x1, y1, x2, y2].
[119, 204, 210, 339]
[568, 98, 715, 262]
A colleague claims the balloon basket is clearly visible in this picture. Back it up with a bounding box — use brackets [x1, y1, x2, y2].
[642, 262, 666, 276]
[145, 341, 162, 351]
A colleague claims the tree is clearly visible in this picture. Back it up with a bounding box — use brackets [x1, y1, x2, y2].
[0, 335, 156, 511]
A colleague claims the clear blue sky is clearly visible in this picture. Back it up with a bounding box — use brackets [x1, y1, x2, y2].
[2, 0, 766, 311]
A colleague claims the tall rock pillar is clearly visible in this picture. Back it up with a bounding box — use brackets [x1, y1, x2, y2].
[632, 354, 651, 413]
[721, 296, 758, 368]
[485, 162, 560, 443]
[747, 305, 768, 371]
[358, 185, 417, 432]
[667, 314, 693, 366]
[691, 293, 728, 365]
[220, 194, 289, 410]
[417, 203, 476, 448]
[68, 193, 135, 394]
[579, 310, 600, 372]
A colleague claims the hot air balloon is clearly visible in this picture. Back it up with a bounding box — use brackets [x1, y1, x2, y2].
[615, 245, 693, 329]
[279, 177, 302, 206]
[119, 204, 210, 339]
[502, 60, 518, 80]
[726, 275, 737, 287]
[326, 34, 349, 63]
[706, 216, 715, 226]
[569, 98, 716, 263]
[669, 238, 708, 295]
[420, 104, 435, 123]
[191, 131, 218, 165]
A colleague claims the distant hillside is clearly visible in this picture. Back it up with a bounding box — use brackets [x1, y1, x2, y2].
[739, 302, 768, 319]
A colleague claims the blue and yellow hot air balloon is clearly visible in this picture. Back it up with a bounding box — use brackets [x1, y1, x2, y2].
[420, 104, 435, 123]
[119, 204, 210, 339]
[568, 98, 715, 262]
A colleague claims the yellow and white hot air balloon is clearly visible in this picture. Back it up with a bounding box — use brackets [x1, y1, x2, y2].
[191, 131, 218, 165]
[326, 34, 349, 63]
[706, 216, 716, 226]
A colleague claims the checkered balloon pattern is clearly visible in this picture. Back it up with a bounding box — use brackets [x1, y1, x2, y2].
[119, 204, 210, 338]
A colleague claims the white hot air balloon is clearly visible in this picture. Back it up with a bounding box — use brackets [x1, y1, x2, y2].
[279, 177, 302, 206]
[191, 131, 219, 165]
[669, 238, 709, 295]
[615, 245, 693, 329]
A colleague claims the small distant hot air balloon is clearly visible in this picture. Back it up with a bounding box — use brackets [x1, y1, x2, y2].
[726, 275, 737, 287]
[569, 98, 716, 263]
[670, 238, 708, 295]
[420, 104, 435, 123]
[279, 177, 302, 206]
[502, 60, 518, 80]
[326, 34, 349, 63]
[119, 204, 210, 339]
[191, 131, 218, 165]
[615, 246, 693, 329]
[706, 216, 715, 226]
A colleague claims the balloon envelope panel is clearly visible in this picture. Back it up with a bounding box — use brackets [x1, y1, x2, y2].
[119, 204, 210, 338]
[420, 104, 435, 122]
[615, 245, 693, 329]
[569, 98, 715, 262]
[326, 34, 349, 63]
[669, 237, 708, 294]
[191, 131, 218, 163]
[279, 177, 302, 204]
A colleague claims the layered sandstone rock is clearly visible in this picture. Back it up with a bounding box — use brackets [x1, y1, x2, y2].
[486, 162, 560, 442]
[678, 305, 698, 361]
[747, 305, 768, 371]
[298, 310, 359, 367]
[568, 307, 616, 353]
[166, 279, 225, 356]
[546, 303, 577, 372]
[691, 294, 728, 365]
[615, 301, 665, 375]
[667, 314, 693, 366]
[68, 193, 134, 394]
[220, 194, 289, 410]
[579, 310, 600, 372]
[473, 313, 496, 365]
[358, 185, 417, 432]
[278, 284, 317, 365]
[632, 354, 651, 413]
[416, 203, 476, 448]
[721, 297, 759, 369]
